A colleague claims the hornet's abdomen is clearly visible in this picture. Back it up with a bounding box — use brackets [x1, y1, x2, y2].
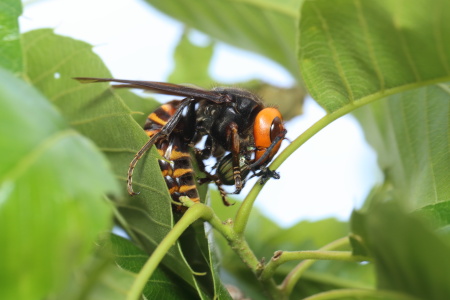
[143, 101, 200, 210]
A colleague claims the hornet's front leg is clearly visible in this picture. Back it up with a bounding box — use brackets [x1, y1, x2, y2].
[226, 122, 243, 194]
[194, 139, 232, 206]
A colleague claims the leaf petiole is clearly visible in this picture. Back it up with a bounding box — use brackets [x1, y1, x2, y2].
[281, 237, 355, 296]
[260, 250, 370, 281]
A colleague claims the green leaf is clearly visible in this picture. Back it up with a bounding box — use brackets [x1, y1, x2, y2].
[168, 31, 215, 87]
[144, 0, 302, 79]
[351, 202, 450, 300]
[21, 28, 223, 299]
[177, 220, 233, 300]
[0, 0, 22, 75]
[108, 234, 199, 299]
[299, 0, 450, 112]
[21, 26, 173, 262]
[0, 67, 117, 299]
[414, 201, 450, 231]
[354, 84, 450, 210]
[114, 88, 161, 126]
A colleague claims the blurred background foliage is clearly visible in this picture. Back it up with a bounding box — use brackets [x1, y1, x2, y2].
[1, 0, 450, 299]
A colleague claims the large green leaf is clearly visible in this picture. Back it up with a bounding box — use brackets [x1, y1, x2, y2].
[0, 0, 22, 74]
[414, 201, 450, 232]
[108, 234, 198, 299]
[144, 0, 302, 79]
[113, 88, 160, 126]
[21, 28, 227, 299]
[354, 84, 450, 210]
[0, 67, 117, 299]
[177, 219, 233, 300]
[351, 202, 450, 300]
[299, 0, 450, 112]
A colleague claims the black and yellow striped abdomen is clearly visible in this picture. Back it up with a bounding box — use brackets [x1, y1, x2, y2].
[143, 100, 200, 209]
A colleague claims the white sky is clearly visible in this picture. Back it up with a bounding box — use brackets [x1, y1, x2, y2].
[20, 0, 382, 227]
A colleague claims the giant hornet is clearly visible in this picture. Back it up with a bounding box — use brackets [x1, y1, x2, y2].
[75, 77, 287, 210]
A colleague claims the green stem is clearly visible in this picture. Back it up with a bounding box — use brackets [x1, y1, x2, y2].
[234, 103, 358, 235]
[208, 211, 284, 299]
[277, 251, 367, 263]
[302, 288, 420, 300]
[281, 237, 352, 296]
[260, 250, 369, 281]
[127, 204, 213, 300]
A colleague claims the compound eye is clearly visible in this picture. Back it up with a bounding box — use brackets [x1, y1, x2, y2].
[253, 108, 284, 163]
[270, 116, 283, 141]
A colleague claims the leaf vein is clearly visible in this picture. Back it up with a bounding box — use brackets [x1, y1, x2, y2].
[432, 1, 450, 75]
[424, 90, 439, 202]
[399, 97, 418, 172]
[116, 203, 172, 229]
[70, 112, 134, 126]
[312, 2, 355, 103]
[115, 176, 169, 199]
[355, 0, 385, 91]
[392, 17, 421, 82]
[50, 83, 93, 103]
[31, 46, 90, 85]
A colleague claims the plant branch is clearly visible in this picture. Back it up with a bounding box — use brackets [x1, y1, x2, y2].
[281, 237, 357, 296]
[127, 198, 283, 299]
[127, 202, 212, 300]
[260, 250, 369, 281]
[207, 208, 284, 299]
